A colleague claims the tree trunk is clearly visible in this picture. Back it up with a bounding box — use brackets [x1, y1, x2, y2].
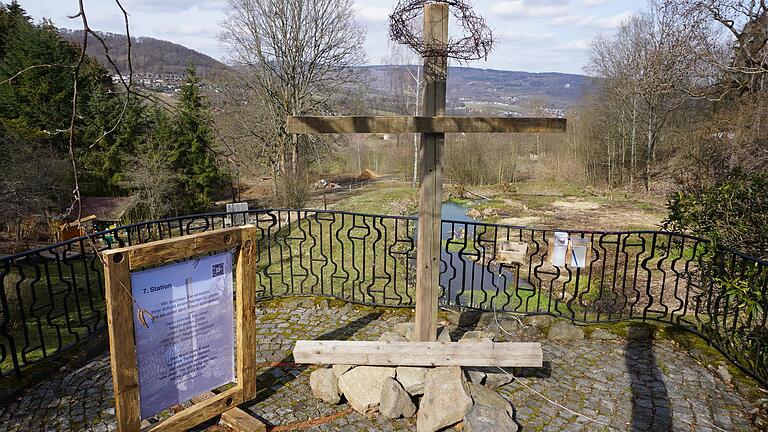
[291, 134, 298, 174]
[412, 133, 419, 188]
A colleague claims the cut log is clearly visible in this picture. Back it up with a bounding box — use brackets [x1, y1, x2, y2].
[293, 340, 543, 367]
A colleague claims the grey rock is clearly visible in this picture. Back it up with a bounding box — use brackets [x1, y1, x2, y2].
[496, 316, 524, 334]
[337, 366, 396, 415]
[379, 331, 408, 342]
[484, 368, 515, 388]
[437, 326, 453, 342]
[459, 331, 495, 342]
[309, 368, 340, 404]
[464, 368, 487, 385]
[523, 315, 555, 329]
[464, 404, 519, 432]
[716, 365, 733, 386]
[547, 321, 585, 341]
[468, 382, 514, 418]
[379, 377, 416, 419]
[521, 326, 542, 339]
[590, 329, 619, 340]
[332, 364, 353, 378]
[394, 322, 415, 340]
[417, 366, 473, 432]
[396, 366, 429, 396]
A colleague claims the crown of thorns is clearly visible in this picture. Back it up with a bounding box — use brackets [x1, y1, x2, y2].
[389, 0, 494, 61]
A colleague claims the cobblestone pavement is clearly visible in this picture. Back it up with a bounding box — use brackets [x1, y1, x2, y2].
[0, 299, 761, 432]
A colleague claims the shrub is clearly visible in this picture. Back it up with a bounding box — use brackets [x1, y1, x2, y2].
[664, 170, 768, 260]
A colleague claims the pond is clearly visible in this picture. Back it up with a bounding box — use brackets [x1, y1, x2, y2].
[413, 201, 527, 309]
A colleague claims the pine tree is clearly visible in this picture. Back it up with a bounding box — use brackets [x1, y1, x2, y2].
[169, 65, 225, 212]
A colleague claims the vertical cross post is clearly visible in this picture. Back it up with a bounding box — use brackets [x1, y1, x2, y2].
[414, 2, 448, 342]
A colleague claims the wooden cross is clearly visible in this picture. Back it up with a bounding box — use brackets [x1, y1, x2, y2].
[287, 3, 566, 342]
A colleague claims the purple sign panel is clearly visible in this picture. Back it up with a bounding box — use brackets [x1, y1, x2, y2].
[131, 251, 235, 419]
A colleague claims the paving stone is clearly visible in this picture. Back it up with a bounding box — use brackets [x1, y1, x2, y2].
[547, 321, 585, 340]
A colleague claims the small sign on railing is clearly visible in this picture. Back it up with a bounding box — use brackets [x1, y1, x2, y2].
[496, 241, 528, 265]
[548, 233, 591, 268]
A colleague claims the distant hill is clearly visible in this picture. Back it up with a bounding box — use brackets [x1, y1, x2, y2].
[58, 29, 227, 77]
[362, 65, 592, 115]
[55, 30, 589, 111]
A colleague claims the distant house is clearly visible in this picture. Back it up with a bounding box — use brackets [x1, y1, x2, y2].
[78, 197, 135, 225]
[59, 197, 136, 240]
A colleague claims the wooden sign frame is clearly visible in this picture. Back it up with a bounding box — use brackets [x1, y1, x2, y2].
[102, 226, 258, 432]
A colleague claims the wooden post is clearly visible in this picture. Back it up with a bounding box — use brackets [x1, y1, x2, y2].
[414, 2, 448, 342]
[105, 251, 141, 431]
[236, 227, 258, 398]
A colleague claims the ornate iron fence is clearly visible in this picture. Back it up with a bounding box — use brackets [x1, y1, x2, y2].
[1, 209, 766, 386]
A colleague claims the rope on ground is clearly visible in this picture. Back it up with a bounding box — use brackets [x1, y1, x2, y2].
[492, 303, 619, 430]
[492, 301, 525, 337]
[496, 366, 619, 430]
[268, 408, 354, 432]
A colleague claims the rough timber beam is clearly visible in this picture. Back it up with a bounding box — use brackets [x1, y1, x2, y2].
[293, 340, 543, 367]
[286, 116, 567, 135]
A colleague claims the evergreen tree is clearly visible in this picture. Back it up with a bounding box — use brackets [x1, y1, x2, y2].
[169, 65, 225, 212]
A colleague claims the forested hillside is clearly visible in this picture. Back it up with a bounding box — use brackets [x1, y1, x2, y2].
[58, 29, 227, 76]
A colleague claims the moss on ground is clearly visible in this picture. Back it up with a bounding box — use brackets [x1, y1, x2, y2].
[580, 320, 765, 400]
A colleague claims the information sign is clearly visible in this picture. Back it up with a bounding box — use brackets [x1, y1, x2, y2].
[130, 251, 235, 419]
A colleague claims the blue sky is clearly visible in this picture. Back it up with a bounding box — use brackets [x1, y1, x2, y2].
[20, 0, 648, 74]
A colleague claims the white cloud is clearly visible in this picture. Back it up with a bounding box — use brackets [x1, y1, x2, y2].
[356, 5, 391, 22]
[582, 0, 610, 6]
[553, 39, 590, 50]
[551, 10, 634, 29]
[491, 0, 570, 19]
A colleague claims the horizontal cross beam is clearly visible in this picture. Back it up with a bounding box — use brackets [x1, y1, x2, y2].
[287, 116, 567, 134]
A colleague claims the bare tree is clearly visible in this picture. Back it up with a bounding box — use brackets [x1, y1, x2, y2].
[666, 0, 768, 96]
[219, 0, 367, 182]
[382, 44, 423, 186]
[587, 6, 696, 191]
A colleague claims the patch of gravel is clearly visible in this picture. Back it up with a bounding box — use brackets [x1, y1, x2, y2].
[552, 200, 601, 210]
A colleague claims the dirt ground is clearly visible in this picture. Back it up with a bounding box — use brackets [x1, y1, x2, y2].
[447, 179, 668, 231]
[226, 176, 668, 232]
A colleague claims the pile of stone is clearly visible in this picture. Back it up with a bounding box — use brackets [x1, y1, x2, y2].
[308, 323, 519, 432]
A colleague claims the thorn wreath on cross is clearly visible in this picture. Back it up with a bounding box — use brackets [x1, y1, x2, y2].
[288, 0, 566, 342]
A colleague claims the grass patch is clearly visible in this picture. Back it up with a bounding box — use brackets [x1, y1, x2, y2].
[331, 187, 417, 215]
[446, 197, 473, 206]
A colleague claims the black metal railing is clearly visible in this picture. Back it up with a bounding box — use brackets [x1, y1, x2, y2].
[1, 209, 766, 386]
